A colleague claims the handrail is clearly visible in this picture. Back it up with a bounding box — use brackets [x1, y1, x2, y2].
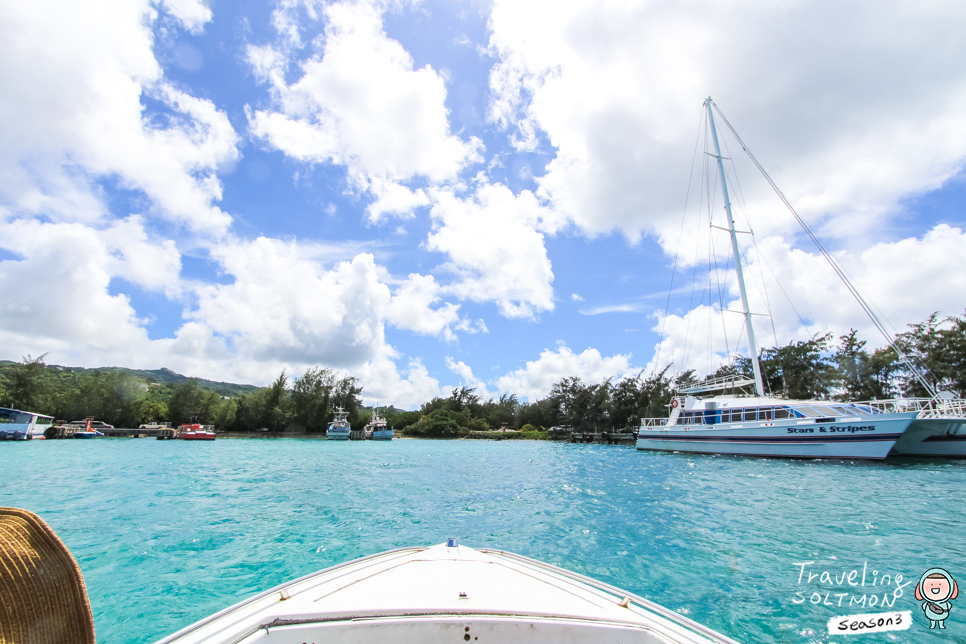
[856, 397, 966, 419]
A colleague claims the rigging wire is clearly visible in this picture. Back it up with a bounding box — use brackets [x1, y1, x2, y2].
[710, 100, 937, 397]
[654, 106, 706, 375]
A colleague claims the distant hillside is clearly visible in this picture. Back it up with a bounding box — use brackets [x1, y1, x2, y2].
[0, 361, 260, 397]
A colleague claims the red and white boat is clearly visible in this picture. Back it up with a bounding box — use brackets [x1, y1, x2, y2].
[179, 422, 216, 441]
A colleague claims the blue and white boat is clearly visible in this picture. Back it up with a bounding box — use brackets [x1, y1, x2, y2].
[0, 407, 54, 440]
[366, 407, 393, 440]
[326, 407, 351, 440]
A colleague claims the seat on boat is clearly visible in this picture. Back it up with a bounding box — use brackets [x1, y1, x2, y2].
[0, 507, 95, 644]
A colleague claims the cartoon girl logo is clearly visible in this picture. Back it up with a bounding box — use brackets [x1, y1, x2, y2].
[916, 568, 958, 629]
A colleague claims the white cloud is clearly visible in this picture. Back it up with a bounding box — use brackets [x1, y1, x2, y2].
[571, 293, 583, 302]
[496, 346, 634, 401]
[248, 0, 482, 208]
[445, 356, 492, 400]
[0, 0, 238, 234]
[192, 243, 392, 367]
[428, 178, 562, 318]
[487, 0, 966, 244]
[385, 273, 463, 340]
[645, 224, 966, 377]
[159, 0, 213, 32]
[0, 219, 176, 364]
[365, 178, 430, 222]
[354, 356, 441, 409]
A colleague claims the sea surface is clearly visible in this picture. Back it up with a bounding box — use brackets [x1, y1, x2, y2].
[2, 438, 964, 643]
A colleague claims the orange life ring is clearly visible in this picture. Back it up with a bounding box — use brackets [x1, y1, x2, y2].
[670, 398, 679, 409]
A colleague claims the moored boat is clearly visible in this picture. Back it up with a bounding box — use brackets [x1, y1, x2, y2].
[326, 407, 351, 440]
[636, 99, 918, 460]
[365, 406, 393, 440]
[73, 417, 106, 439]
[0, 407, 54, 440]
[153, 540, 740, 644]
[180, 422, 216, 440]
[638, 388, 915, 460]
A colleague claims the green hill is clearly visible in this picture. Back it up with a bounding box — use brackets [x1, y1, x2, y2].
[0, 361, 259, 397]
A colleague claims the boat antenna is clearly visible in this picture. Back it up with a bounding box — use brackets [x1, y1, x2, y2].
[705, 97, 766, 396]
[708, 99, 938, 398]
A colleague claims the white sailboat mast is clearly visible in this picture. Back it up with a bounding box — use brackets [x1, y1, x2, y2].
[705, 97, 766, 397]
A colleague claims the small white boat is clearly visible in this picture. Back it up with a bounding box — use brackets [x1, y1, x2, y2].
[326, 407, 351, 441]
[153, 541, 740, 644]
[0, 407, 54, 440]
[365, 407, 393, 440]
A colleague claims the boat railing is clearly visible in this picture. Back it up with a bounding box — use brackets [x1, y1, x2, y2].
[639, 417, 671, 429]
[857, 397, 966, 419]
[677, 375, 756, 395]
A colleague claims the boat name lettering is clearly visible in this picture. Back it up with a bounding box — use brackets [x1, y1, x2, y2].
[787, 427, 815, 434]
[821, 425, 874, 433]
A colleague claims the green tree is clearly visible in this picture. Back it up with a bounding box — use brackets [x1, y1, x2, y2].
[8, 354, 51, 411]
[266, 371, 290, 434]
[168, 380, 203, 426]
[758, 333, 837, 400]
[291, 367, 336, 433]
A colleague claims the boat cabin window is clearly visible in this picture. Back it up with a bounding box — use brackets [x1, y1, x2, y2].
[35, 416, 53, 425]
[774, 408, 790, 419]
[0, 411, 31, 424]
[681, 411, 704, 425]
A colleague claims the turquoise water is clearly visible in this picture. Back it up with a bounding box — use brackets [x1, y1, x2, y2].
[2, 438, 965, 643]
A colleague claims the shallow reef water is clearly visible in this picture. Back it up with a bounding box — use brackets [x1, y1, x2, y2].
[2, 438, 964, 643]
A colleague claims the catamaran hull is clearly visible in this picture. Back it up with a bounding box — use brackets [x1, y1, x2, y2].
[889, 418, 966, 457]
[637, 415, 915, 460]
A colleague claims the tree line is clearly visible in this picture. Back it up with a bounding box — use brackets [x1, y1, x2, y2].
[1, 311, 962, 436]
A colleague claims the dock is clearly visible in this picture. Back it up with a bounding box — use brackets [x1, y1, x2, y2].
[44, 426, 178, 439]
[569, 431, 637, 445]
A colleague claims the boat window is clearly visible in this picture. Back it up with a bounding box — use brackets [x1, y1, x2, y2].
[0, 412, 31, 424]
[36, 416, 54, 425]
[720, 410, 732, 423]
[743, 409, 757, 422]
[761, 408, 773, 420]
[774, 408, 790, 419]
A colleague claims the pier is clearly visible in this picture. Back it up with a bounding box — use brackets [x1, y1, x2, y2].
[44, 426, 178, 439]
[569, 431, 637, 445]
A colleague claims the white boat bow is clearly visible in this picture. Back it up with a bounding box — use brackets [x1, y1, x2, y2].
[154, 541, 740, 644]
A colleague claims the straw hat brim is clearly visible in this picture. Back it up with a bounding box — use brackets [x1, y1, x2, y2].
[0, 507, 95, 644]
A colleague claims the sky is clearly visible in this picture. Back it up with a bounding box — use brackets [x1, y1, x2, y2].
[2, 0, 966, 408]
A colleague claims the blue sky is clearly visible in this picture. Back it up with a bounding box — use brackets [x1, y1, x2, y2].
[2, 0, 965, 407]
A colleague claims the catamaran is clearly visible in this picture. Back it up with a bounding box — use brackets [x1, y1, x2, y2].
[326, 407, 351, 440]
[153, 540, 741, 644]
[637, 98, 931, 460]
[0, 407, 54, 440]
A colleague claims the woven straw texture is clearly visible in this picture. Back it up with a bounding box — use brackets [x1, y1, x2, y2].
[0, 508, 95, 644]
